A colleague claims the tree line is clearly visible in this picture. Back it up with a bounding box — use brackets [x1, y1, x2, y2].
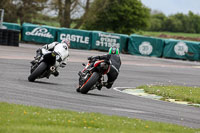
[0, 0, 150, 34]
[1, 0, 200, 34]
[147, 11, 200, 33]
[0, 0, 91, 29]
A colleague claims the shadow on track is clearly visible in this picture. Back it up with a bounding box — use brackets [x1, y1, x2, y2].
[27, 80, 61, 85]
[85, 92, 116, 98]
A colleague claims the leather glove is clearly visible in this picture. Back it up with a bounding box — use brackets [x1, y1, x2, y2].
[60, 63, 66, 68]
[87, 56, 93, 60]
[103, 82, 108, 86]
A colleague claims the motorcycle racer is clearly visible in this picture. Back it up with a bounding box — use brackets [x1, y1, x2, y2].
[31, 39, 70, 77]
[87, 46, 121, 89]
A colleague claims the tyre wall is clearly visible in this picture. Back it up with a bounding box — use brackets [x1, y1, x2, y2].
[0, 29, 19, 46]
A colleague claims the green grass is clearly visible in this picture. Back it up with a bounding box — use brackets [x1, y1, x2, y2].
[137, 85, 200, 104]
[136, 31, 200, 38]
[0, 102, 199, 133]
[32, 19, 60, 27]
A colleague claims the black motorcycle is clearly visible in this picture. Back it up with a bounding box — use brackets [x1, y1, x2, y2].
[28, 51, 59, 82]
[77, 58, 110, 94]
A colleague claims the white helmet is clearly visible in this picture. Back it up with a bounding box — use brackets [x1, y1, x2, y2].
[61, 39, 70, 47]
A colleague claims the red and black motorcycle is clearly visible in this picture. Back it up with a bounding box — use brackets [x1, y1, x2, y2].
[77, 58, 110, 94]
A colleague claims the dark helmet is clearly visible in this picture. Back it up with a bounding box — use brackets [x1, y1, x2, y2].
[108, 46, 119, 55]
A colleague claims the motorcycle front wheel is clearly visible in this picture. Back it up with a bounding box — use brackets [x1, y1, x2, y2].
[79, 72, 100, 94]
[28, 62, 47, 82]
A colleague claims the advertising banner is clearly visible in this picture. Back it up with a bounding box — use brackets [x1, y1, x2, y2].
[128, 34, 165, 57]
[57, 28, 92, 50]
[21, 23, 58, 44]
[91, 31, 129, 53]
[163, 39, 200, 61]
[2, 22, 21, 31]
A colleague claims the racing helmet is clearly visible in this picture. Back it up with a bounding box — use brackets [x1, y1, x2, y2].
[108, 46, 119, 55]
[61, 39, 70, 47]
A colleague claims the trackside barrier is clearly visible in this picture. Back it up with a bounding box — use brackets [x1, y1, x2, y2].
[2, 22, 21, 31]
[163, 39, 200, 61]
[0, 29, 19, 46]
[128, 34, 164, 57]
[91, 31, 129, 53]
[4, 22, 200, 62]
[57, 28, 92, 50]
[21, 23, 59, 44]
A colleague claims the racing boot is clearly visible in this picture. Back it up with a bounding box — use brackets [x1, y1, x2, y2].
[96, 83, 102, 90]
[76, 85, 81, 92]
[30, 60, 37, 65]
[52, 70, 59, 77]
[103, 82, 113, 89]
[78, 71, 83, 76]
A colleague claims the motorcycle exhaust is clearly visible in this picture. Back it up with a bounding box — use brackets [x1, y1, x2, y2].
[50, 66, 56, 72]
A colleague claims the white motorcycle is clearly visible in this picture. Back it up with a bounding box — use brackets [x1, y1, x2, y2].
[28, 42, 69, 82]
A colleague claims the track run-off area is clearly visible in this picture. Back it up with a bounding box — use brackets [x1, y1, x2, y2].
[0, 43, 200, 128]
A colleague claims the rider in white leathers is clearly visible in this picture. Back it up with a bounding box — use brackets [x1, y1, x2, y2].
[32, 39, 70, 77]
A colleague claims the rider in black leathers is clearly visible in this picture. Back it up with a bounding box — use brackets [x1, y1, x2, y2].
[88, 46, 121, 89]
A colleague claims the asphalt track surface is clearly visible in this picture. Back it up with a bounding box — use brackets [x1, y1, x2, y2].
[0, 43, 200, 128]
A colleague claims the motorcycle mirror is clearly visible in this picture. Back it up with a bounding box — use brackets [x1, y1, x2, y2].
[82, 63, 86, 66]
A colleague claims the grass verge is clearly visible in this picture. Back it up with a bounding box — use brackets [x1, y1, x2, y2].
[137, 85, 200, 104]
[0, 102, 199, 133]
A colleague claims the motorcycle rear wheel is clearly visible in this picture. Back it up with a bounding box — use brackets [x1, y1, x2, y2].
[79, 72, 100, 94]
[28, 62, 47, 82]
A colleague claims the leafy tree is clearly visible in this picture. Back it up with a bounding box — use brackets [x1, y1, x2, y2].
[0, 0, 47, 24]
[188, 11, 200, 33]
[148, 12, 167, 31]
[162, 12, 200, 33]
[147, 11, 200, 33]
[149, 18, 163, 31]
[0, 0, 18, 23]
[82, 0, 150, 34]
[51, 0, 91, 28]
[1, 0, 93, 28]
[169, 13, 190, 33]
[73, 0, 91, 29]
[163, 16, 182, 32]
[16, 0, 48, 24]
